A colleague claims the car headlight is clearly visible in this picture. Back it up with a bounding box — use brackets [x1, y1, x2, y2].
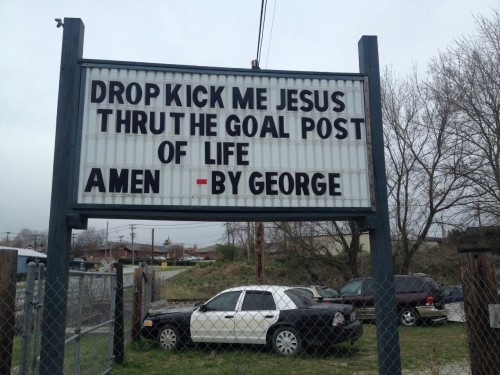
[332, 311, 345, 327]
[350, 311, 356, 321]
[143, 319, 153, 327]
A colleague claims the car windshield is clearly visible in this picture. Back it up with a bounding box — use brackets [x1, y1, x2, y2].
[286, 289, 316, 308]
[340, 279, 364, 296]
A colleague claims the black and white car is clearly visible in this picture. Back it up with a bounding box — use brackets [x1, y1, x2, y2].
[141, 285, 363, 356]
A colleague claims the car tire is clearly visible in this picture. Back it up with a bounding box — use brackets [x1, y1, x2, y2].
[271, 326, 303, 356]
[399, 308, 420, 326]
[157, 325, 181, 350]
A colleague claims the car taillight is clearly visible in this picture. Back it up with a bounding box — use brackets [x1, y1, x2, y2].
[425, 295, 435, 305]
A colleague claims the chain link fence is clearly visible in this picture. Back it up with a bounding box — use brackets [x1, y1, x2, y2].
[0, 252, 498, 374]
[0, 260, 138, 375]
[145, 254, 499, 375]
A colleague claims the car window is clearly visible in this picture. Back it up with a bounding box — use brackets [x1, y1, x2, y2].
[204, 291, 241, 311]
[395, 277, 424, 293]
[364, 279, 375, 295]
[443, 287, 453, 297]
[422, 276, 440, 294]
[286, 289, 315, 308]
[294, 288, 315, 298]
[340, 279, 364, 296]
[241, 291, 276, 311]
[317, 287, 339, 298]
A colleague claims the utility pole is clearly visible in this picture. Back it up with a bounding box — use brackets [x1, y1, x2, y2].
[31, 234, 39, 251]
[441, 214, 446, 245]
[71, 233, 77, 258]
[130, 224, 135, 266]
[459, 248, 499, 374]
[151, 228, 154, 265]
[476, 204, 482, 228]
[247, 222, 251, 262]
[255, 222, 264, 284]
[4, 232, 11, 246]
[105, 221, 109, 262]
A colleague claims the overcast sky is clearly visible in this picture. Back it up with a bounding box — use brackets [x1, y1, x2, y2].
[0, 1, 497, 247]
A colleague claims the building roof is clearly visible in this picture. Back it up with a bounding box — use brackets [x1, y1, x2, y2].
[0, 246, 47, 258]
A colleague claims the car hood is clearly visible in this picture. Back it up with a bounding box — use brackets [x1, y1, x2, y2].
[146, 306, 197, 317]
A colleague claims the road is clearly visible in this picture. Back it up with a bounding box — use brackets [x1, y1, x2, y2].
[122, 266, 187, 287]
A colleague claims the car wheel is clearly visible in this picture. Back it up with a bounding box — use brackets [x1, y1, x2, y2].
[399, 308, 419, 326]
[272, 326, 303, 356]
[157, 325, 181, 350]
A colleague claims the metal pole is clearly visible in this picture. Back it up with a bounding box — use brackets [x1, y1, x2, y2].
[358, 35, 401, 375]
[40, 18, 85, 375]
[20, 263, 36, 374]
[73, 274, 85, 375]
[107, 272, 117, 371]
[113, 263, 124, 365]
[31, 264, 45, 375]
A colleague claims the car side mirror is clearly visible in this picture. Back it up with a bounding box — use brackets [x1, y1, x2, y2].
[198, 304, 208, 312]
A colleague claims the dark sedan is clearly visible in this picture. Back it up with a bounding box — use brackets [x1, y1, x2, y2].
[141, 285, 362, 356]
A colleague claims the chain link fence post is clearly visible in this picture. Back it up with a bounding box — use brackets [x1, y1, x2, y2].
[31, 264, 45, 375]
[113, 263, 125, 365]
[20, 262, 36, 374]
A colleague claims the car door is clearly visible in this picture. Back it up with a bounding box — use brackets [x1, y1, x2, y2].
[190, 290, 242, 343]
[233, 290, 279, 344]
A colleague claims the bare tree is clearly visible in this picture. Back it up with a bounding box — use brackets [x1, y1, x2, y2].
[222, 222, 255, 261]
[170, 243, 184, 261]
[326, 221, 363, 278]
[267, 221, 362, 280]
[74, 227, 106, 258]
[382, 67, 474, 273]
[12, 228, 48, 250]
[429, 9, 500, 223]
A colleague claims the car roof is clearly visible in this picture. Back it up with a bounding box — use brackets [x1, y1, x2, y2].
[223, 285, 292, 294]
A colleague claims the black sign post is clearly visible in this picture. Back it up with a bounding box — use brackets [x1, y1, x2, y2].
[359, 35, 401, 375]
[40, 18, 86, 375]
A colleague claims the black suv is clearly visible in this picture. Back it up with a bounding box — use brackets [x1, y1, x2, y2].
[339, 274, 447, 326]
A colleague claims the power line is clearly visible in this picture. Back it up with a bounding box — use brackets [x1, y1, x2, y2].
[254, 0, 268, 68]
[265, 0, 277, 68]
